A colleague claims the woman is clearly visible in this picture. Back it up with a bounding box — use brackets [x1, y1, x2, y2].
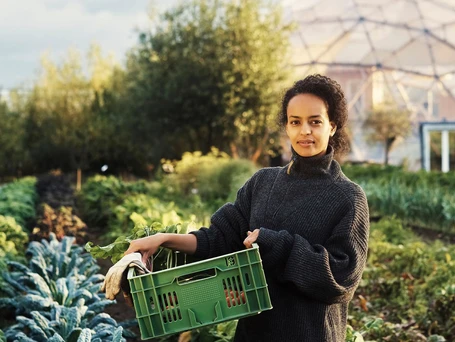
[125, 74, 370, 342]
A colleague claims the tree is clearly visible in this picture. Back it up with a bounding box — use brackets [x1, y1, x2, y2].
[363, 102, 412, 165]
[221, 0, 294, 162]
[24, 45, 126, 188]
[126, 0, 294, 164]
[125, 0, 231, 165]
[0, 93, 30, 178]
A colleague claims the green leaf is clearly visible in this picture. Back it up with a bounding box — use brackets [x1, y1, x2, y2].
[76, 329, 92, 342]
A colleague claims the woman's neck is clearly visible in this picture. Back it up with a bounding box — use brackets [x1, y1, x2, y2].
[287, 146, 334, 177]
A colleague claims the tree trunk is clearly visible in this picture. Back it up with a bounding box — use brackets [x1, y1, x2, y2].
[230, 142, 239, 159]
[251, 130, 270, 163]
[384, 139, 391, 166]
[384, 136, 396, 166]
[76, 168, 82, 191]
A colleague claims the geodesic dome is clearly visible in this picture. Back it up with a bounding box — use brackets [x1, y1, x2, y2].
[284, 0, 455, 166]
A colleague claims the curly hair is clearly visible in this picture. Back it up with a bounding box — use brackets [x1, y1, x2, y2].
[279, 74, 350, 157]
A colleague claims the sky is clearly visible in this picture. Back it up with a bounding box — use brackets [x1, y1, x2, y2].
[0, 0, 179, 92]
[0, 0, 315, 95]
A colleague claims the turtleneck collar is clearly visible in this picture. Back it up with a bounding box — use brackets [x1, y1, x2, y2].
[287, 145, 336, 177]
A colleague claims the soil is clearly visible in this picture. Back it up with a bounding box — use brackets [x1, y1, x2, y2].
[410, 225, 455, 244]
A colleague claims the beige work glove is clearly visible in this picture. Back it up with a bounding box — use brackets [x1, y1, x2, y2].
[101, 252, 150, 301]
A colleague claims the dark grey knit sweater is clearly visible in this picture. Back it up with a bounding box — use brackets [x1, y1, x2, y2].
[190, 147, 370, 342]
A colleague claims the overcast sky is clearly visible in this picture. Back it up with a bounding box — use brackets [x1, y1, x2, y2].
[0, 0, 180, 91]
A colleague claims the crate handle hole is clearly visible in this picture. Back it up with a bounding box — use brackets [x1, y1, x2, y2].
[150, 297, 156, 310]
[177, 268, 217, 285]
[245, 273, 251, 286]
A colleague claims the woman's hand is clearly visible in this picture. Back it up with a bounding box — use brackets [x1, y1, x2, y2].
[124, 233, 165, 265]
[243, 229, 260, 249]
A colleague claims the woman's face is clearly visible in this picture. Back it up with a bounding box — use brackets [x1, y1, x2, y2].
[285, 93, 337, 158]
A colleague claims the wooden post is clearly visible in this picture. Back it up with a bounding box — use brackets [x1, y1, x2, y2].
[77, 168, 82, 191]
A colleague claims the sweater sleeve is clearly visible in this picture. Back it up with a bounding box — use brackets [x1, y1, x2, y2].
[256, 185, 369, 304]
[189, 172, 256, 259]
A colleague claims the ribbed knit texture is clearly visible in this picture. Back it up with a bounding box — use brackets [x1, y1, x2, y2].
[190, 146, 370, 342]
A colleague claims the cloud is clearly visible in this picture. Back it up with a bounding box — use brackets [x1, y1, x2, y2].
[0, 0, 154, 88]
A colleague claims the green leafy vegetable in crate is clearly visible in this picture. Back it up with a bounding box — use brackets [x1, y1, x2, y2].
[85, 213, 188, 270]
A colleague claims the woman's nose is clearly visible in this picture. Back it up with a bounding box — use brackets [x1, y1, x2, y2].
[300, 124, 311, 135]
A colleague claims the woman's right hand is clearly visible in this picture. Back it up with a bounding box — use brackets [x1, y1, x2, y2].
[124, 233, 165, 265]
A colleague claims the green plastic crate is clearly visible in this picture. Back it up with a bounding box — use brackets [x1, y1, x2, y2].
[127, 243, 272, 340]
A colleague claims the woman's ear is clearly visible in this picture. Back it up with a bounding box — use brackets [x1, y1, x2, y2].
[330, 123, 337, 137]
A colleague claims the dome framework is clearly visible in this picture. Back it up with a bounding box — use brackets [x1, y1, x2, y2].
[285, 0, 455, 167]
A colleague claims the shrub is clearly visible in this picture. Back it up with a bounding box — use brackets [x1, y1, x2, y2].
[0, 215, 28, 257]
[0, 177, 37, 228]
[31, 204, 87, 244]
[163, 148, 257, 204]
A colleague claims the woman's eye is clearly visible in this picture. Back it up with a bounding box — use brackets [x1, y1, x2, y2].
[290, 120, 300, 125]
[311, 120, 322, 125]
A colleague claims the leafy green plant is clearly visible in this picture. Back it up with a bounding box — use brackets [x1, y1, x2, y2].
[425, 284, 455, 338]
[1, 233, 135, 340]
[77, 175, 158, 230]
[0, 215, 28, 256]
[0, 176, 37, 228]
[358, 179, 455, 234]
[77, 175, 126, 228]
[4, 299, 126, 342]
[85, 213, 189, 269]
[0, 234, 109, 317]
[102, 195, 183, 240]
[162, 149, 257, 205]
[31, 204, 87, 244]
[346, 318, 383, 342]
[369, 216, 416, 245]
[191, 320, 238, 342]
[351, 217, 455, 341]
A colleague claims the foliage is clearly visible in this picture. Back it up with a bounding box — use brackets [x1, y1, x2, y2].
[363, 102, 412, 165]
[85, 214, 189, 270]
[31, 204, 87, 244]
[19, 45, 134, 176]
[342, 164, 455, 234]
[106, 195, 182, 239]
[5, 301, 126, 342]
[369, 215, 417, 245]
[343, 163, 455, 189]
[1, 234, 133, 340]
[35, 173, 76, 209]
[219, 0, 294, 162]
[0, 176, 37, 228]
[163, 148, 257, 205]
[74, 167, 455, 341]
[346, 318, 383, 342]
[0, 234, 108, 315]
[125, 0, 293, 163]
[77, 174, 213, 241]
[0, 97, 31, 177]
[0, 0, 294, 176]
[359, 179, 455, 234]
[77, 175, 156, 229]
[0, 215, 28, 257]
[350, 217, 455, 341]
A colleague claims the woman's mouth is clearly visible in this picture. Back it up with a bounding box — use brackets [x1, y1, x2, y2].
[298, 139, 314, 146]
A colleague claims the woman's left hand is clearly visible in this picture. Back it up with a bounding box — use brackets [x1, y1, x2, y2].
[243, 229, 260, 248]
